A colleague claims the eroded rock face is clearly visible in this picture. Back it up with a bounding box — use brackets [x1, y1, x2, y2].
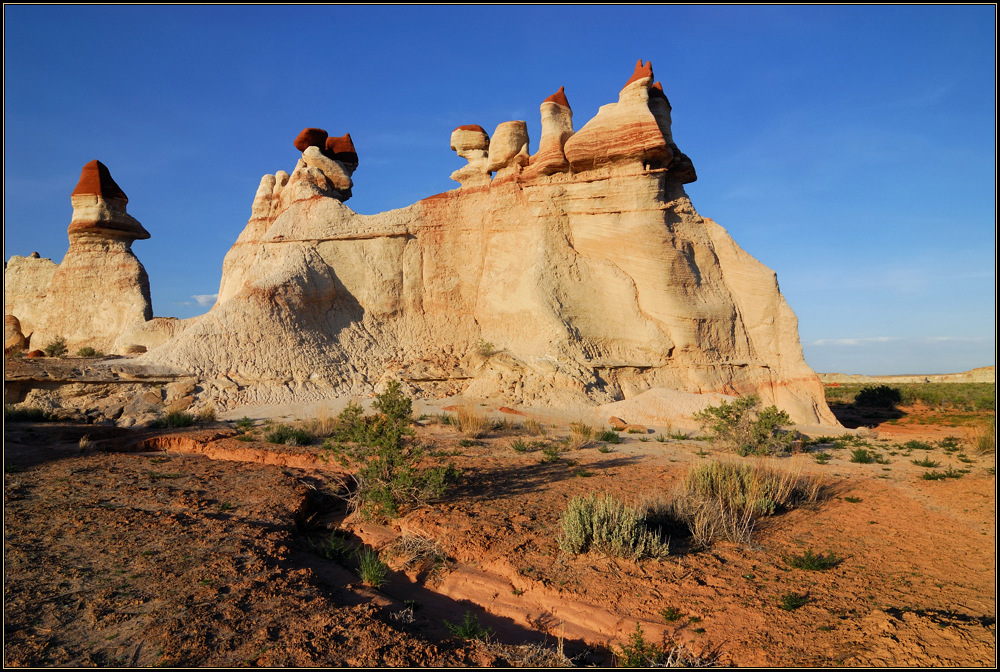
[4, 161, 153, 355]
[140, 61, 836, 426]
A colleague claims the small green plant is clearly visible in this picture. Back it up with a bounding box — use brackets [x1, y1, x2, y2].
[263, 424, 313, 445]
[693, 395, 794, 456]
[902, 440, 934, 451]
[43, 336, 68, 357]
[779, 592, 809, 611]
[597, 445, 613, 454]
[151, 411, 195, 429]
[921, 467, 966, 481]
[573, 467, 593, 478]
[309, 532, 353, 565]
[558, 493, 669, 560]
[541, 445, 561, 463]
[849, 447, 877, 464]
[843, 496, 862, 503]
[356, 547, 389, 587]
[510, 438, 529, 453]
[234, 416, 254, 431]
[75, 346, 104, 357]
[597, 429, 622, 444]
[655, 434, 667, 443]
[813, 451, 832, 465]
[911, 457, 940, 468]
[615, 623, 665, 667]
[458, 438, 477, 447]
[784, 548, 843, 571]
[475, 339, 496, 359]
[660, 606, 684, 622]
[444, 610, 492, 641]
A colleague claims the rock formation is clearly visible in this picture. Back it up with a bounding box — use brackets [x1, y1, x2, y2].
[136, 61, 837, 426]
[4, 160, 154, 354]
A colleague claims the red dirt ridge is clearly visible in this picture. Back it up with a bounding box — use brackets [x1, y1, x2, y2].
[71, 160, 128, 203]
[622, 59, 653, 91]
[542, 86, 570, 108]
[294, 128, 329, 152]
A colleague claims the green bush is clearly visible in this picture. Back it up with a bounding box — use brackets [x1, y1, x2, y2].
[559, 493, 669, 560]
[854, 385, 902, 408]
[693, 395, 793, 456]
[151, 411, 195, 429]
[372, 380, 412, 424]
[264, 424, 313, 445]
[75, 346, 104, 357]
[4, 405, 55, 422]
[43, 337, 68, 358]
[784, 548, 843, 571]
[615, 623, 666, 667]
[596, 429, 622, 443]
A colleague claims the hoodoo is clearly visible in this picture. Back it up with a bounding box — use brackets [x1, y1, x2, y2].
[134, 60, 836, 425]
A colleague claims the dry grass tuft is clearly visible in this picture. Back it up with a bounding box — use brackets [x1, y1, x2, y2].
[455, 405, 489, 438]
[566, 422, 594, 450]
[383, 534, 450, 576]
[966, 416, 996, 455]
[524, 418, 546, 436]
[482, 640, 573, 667]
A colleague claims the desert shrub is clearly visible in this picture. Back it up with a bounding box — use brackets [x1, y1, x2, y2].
[559, 493, 669, 560]
[668, 460, 823, 545]
[4, 405, 55, 422]
[151, 411, 195, 429]
[967, 416, 996, 454]
[309, 531, 353, 565]
[481, 641, 572, 668]
[43, 336, 68, 358]
[784, 548, 843, 571]
[902, 440, 933, 451]
[233, 416, 255, 431]
[849, 447, 888, 464]
[444, 611, 492, 641]
[476, 339, 496, 359]
[911, 457, 940, 468]
[524, 418, 545, 436]
[383, 534, 448, 574]
[195, 405, 217, 423]
[372, 380, 412, 424]
[779, 592, 809, 611]
[596, 429, 622, 443]
[693, 395, 794, 456]
[854, 385, 902, 408]
[264, 424, 313, 445]
[356, 547, 389, 587]
[75, 346, 104, 357]
[510, 438, 530, 453]
[614, 623, 666, 667]
[455, 405, 489, 438]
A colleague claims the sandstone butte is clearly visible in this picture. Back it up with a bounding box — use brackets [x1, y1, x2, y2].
[4, 61, 838, 427]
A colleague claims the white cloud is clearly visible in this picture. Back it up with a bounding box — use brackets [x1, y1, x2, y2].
[192, 294, 218, 307]
[810, 337, 898, 347]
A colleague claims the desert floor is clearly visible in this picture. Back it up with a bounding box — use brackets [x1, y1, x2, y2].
[4, 402, 996, 667]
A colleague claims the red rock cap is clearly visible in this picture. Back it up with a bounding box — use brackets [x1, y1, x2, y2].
[621, 59, 654, 91]
[454, 124, 487, 133]
[294, 128, 329, 152]
[71, 160, 128, 203]
[649, 81, 669, 103]
[542, 86, 570, 108]
[325, 133, 358, 165]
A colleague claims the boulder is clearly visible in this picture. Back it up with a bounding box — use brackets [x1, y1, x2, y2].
[4, 315, 28, 354]
[486, 120, 530, 176]
[293, 127, 328, 152]
[324, 133, 358, 172]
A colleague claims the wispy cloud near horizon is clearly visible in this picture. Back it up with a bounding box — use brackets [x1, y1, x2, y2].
[192, 294, 218, 307]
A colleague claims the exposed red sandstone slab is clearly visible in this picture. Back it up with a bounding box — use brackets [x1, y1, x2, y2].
[71, 160, 128, 203]
[293, 128, 328, 152]
[454, 124, 487, 133]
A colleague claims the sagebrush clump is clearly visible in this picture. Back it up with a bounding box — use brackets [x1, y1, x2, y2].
[559, 493, 669, 560]
[693, 395, 794, 456]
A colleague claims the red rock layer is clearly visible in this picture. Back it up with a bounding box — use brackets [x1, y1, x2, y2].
[71, 160, 128, 203]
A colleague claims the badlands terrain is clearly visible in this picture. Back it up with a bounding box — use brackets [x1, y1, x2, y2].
[3, 383, 996, 667]
[4, 60, 995, 666]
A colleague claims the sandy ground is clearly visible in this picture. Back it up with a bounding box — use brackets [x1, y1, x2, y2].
[4, 404, 996, 667]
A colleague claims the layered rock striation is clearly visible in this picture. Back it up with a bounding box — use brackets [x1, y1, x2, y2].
[140, 61, 836, 425]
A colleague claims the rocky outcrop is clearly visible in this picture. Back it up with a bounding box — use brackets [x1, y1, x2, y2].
[5, 315, 28, 355]
[450, 125, 491, 187]
[4, 161, 153, 354]
[138, 61, 837, 426]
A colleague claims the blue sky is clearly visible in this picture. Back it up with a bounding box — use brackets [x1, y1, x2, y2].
[4, 5, 995, 375]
